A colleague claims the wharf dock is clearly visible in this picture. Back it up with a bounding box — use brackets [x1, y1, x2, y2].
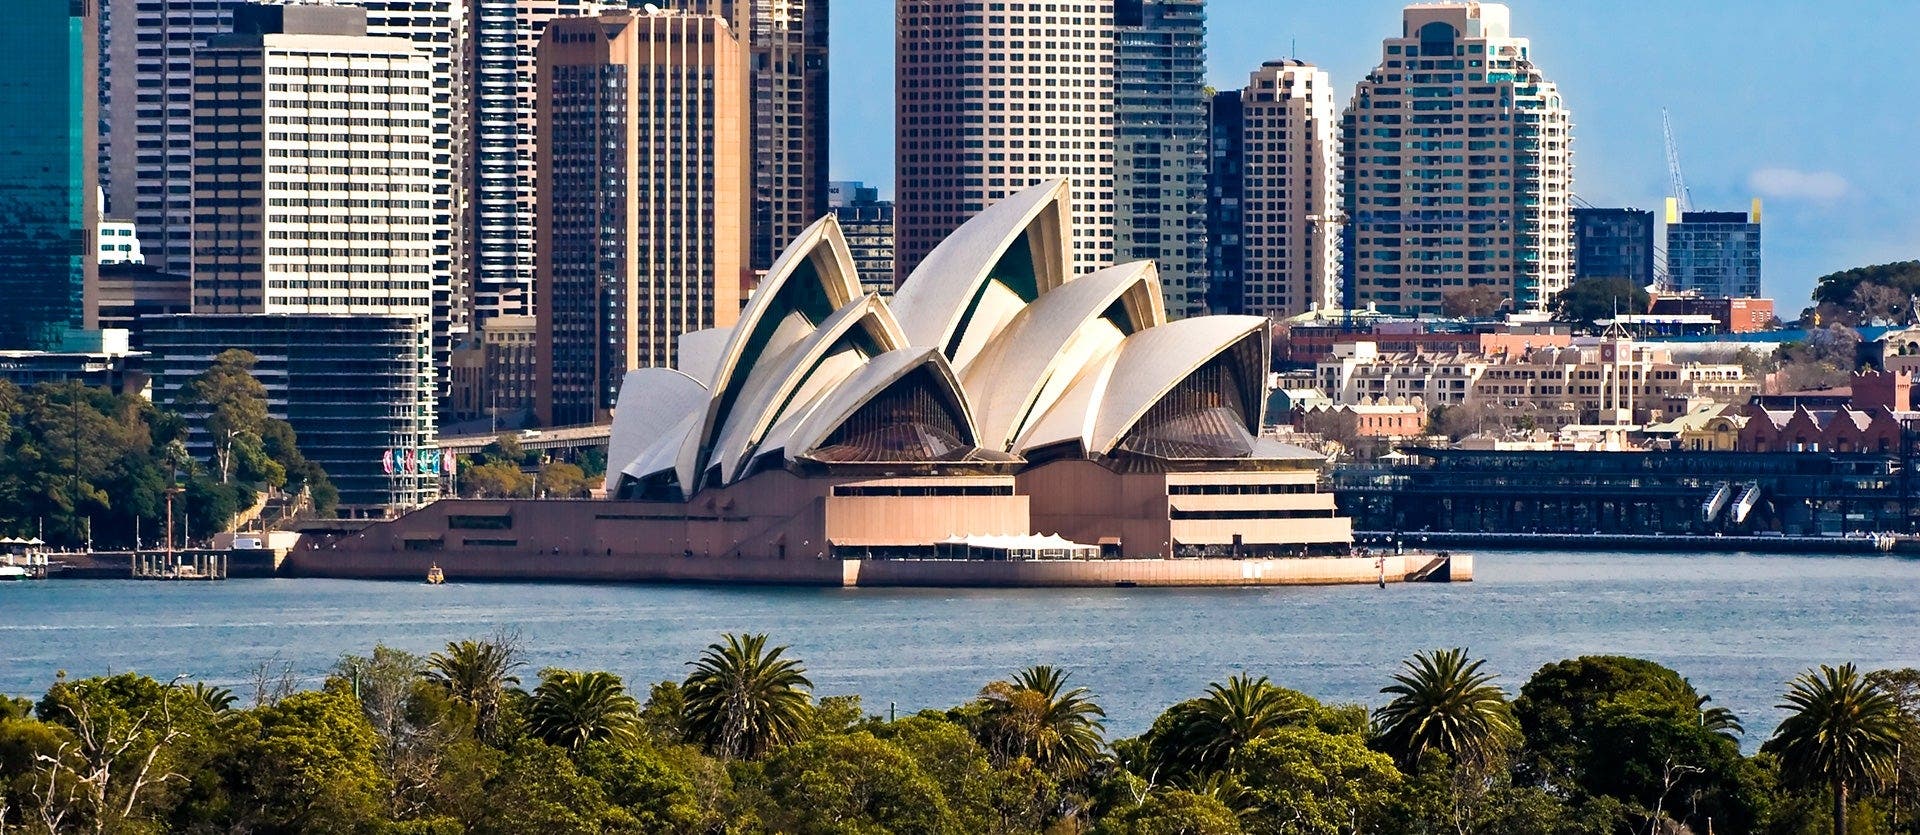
[1357, 530, 1899, 555]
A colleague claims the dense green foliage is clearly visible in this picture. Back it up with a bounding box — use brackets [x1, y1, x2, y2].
[1553, 277, 1652, 327]
[1809, 261, 1920, 321]
[0, 354, 334, 547]
[2, 641, 1916, 834]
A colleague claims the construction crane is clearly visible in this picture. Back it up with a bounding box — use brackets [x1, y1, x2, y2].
[1662, 108, 1692, 214]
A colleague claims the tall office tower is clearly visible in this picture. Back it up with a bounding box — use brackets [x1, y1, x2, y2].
[466, 0, 617, 325]
[337, 0, 471, 395]
[895, 0, 1115, 284]
[1342, 2, 1572, 316]
[1222, 60, 1340, 319]
[1571, 207, 1654, 287]
[1, 0, 99, 351]
[1666, 200, 1762, 298]
[686, 0, 828, 275]
[827, 180, 896, 298]
[189, 6, 439, 401]
[1113, 0, 1207, 319]
[534, 10, 748, 427]
[101, 0, 242, 278]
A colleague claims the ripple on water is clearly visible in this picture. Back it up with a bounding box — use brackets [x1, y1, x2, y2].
[2, 549, 1917, 741]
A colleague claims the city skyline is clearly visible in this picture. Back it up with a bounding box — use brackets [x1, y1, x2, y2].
[833, 0, 1920, 307]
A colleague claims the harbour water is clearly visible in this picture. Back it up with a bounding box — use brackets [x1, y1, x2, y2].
[2, 549, 1914, 739]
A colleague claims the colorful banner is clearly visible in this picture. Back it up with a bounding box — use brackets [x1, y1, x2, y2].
[381, 448, 449, 476]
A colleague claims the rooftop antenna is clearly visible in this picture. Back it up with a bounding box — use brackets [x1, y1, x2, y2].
[1662, 108, 1693, 214]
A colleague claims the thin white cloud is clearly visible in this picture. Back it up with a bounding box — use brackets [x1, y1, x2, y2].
[1748, 167, 1851, 202]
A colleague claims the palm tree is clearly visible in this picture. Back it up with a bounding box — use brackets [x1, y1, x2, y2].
[527, 669, 640, 752]
[974, 665, 1107, 775]
[1694, 693, 1745, 743]
[682, 633, 814, 759]
[188, 682, 236, 713]
[1373, 648, 1516, 771]
[1763, 663, 1903, 835]
[423, 638, 524, 737]
[1147, 674, 1307, 777]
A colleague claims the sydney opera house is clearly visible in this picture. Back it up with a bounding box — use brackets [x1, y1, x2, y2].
[296, 181, 1464, 585]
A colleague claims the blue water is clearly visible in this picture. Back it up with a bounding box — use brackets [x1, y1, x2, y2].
[1, 550, 1915, 740]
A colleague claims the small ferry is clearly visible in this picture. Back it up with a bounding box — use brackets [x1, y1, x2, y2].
[0, 564, 27, 581]
[425, 564, 445, 585]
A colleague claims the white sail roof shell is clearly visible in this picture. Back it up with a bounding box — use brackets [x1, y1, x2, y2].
[1016, 316, 1270, 456]
[889, 178, 1070, 367]
[603, 368, 708, 493]
[958, 260, 1164, 451]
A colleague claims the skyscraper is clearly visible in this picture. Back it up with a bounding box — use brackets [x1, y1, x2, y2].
[534, 9, 748, 427]
[0, 0, 99, 350]
[687, 0, 828, 275]
[827, 180, 896, 298]
[1342, 2, 1572, 316]
[101, 0, 239, 277]
[1216, 60, 1340, 319]
[1667, 200, 1762, 298]
[184, 3, 439, 512]
[103, 0, 465, 388]
[1114, 0, 1207, 319]
[1571, 207, 1655, 287]
[895, 0, 1115, 284]
[190, 4, 438, 325]
[1204, 88, 1244, 314]
[466, 0, 613, 325]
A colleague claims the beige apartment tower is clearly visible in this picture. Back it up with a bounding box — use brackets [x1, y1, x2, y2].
[1342, 2, 1572, 316]
[1237, 60, 1340, 318]
[894, 0, 1115, 285]
[534, 10, 748, 427]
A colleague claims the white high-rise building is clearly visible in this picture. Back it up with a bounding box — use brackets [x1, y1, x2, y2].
[1229, 60, 1340, 319]
[894, 0, 1115, 285]
[104, 0, 466, 389]
[190, 4, 438, 325]
[1342, 2, 1572, 316]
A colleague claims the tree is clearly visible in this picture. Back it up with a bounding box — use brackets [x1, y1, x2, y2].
[216, 689, 389, 834]
[1513, 655, 1699, 789]
[1811, 260, 1920, 309]
[1232, 725, 1401, 834]
[682, 633, 814, 759]
[1142, 674, 1308, 780]
[1429, 400, 1493, 441]
[1764, 663, 1904, 835]
[1553, 277, 1650, 327]
[537, 461, 589, 498]
[1373, 649, 1516, 773]
[969, 665, 1107, 776]
[423, 637, 524, 741]
[1442, 285, 1505, 319]
[184, 349, 271, 483]
[1093, 788, 1243, 835]
[461, 460, 531, 499]
[756, 730, 959, 834]
[526, 669, 639, 753]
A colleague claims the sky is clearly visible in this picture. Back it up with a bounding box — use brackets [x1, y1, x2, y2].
[826, 0, 1920, 308]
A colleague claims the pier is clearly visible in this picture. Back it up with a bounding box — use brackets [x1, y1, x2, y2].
[129, 550, 229, 580]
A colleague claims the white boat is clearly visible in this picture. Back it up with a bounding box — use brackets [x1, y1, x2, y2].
[0, 565, 28, 581]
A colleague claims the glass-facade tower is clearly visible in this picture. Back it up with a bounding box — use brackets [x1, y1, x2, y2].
[1115, 0, 1208, 319]
[1, 0, 99, 350]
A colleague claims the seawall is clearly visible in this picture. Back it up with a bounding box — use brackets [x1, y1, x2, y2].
[283, 547, 1470, 588]
[1358, 530, 1895, 555]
